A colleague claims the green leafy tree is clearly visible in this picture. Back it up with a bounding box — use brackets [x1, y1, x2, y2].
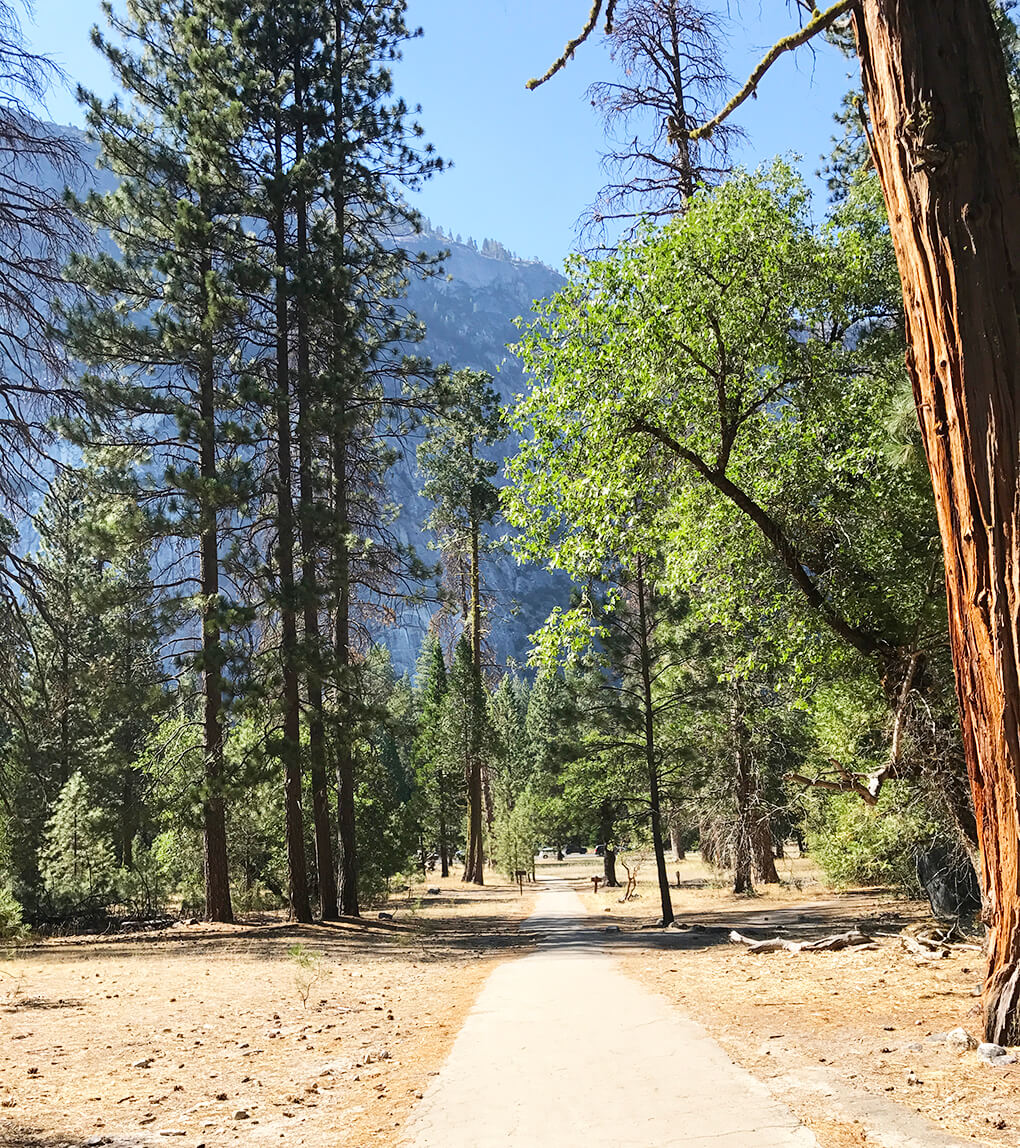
[505, 163, 964, 835]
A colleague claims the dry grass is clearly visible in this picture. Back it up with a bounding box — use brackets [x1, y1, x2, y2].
[0, 875, 534, 1148]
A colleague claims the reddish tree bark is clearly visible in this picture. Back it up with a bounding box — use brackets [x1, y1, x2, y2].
[852, 0, 1020, 1043]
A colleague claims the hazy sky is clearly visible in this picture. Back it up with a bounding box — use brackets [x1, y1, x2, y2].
[20, 0, 855, 268]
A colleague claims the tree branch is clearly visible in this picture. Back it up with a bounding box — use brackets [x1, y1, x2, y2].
[527, 0, 615, 90]
[626, 415, 887, 660]
[690, 0, 855, 140]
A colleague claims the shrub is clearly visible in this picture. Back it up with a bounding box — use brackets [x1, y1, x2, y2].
[115, 835, 172, 917]
[806, 783, 927, 893]
[38, 773, 116, 914]
[0, 885, 25, 943]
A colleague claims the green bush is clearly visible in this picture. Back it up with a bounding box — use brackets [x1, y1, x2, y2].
[0, 885, 25, 942]
[806, 783, 927, 893]
[38, 773, 117, 914]
[115, 835, 172, 917]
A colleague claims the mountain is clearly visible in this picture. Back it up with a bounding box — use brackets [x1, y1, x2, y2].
[380, 228, 570, 672]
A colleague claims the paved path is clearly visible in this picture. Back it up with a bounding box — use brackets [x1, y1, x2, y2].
[403, 882, 818, 1147]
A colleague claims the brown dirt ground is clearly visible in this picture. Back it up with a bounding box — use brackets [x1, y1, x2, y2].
[565, 852, 1010, 1148]
[0, 876, 534, 1148]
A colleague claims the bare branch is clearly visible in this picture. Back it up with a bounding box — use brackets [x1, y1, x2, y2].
[527, 0, 607, 90]
[690, 0, 855, 141]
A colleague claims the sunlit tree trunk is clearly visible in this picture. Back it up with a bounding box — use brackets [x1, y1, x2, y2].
[198, 249, 232, 925]
[635, 557, 673, 925]
[854, 0, 1020, 1043]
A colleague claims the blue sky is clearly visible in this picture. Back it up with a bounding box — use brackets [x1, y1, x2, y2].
[21, 0, 855, 268]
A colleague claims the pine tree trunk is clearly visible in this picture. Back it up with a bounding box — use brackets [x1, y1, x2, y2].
[462, 512, 485, 885]
[325, 22, 359, 918]
[274, 115, 312, 926]
[853, 0, 1020, 1043]
[635, 557, 673, 926]
[600, 805, 620, 886]
[197, 261, 232, 925]
[294, 62, 338, 922]
[333, 420, 359, 918]
[752, 808, 780, 884]
[732, 688, 753, 896]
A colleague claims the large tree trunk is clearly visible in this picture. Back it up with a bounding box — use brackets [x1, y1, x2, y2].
[600, 805, 620, 887]
[752, 809, 780, 885]
[732, 688, 753, 896]
[332, 421, 359, 918]
[327, 33, 360, 919]
[294, 64, 338, 923]
[274, 114, 312, 927]
[462, 513, 485, 885]
[635, 557, 674, 926]
[197, 268, 232, 925]
[854, 0, 1020, 1044]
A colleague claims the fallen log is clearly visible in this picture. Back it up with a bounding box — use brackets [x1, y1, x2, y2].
[900, 933, 949, 960]
[729, 929, 874, 954]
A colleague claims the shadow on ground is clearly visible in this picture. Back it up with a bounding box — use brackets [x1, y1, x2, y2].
[524, 878, 924, 954]
[11, 885, 537, 972]
[10, 879, 926, 971]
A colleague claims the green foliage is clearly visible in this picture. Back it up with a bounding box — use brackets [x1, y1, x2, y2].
[506, 162, 933, 682]
[39, 774, 117, 915]
[488, 673, 532, 812]
[113, 837, 172, 918]
[412, 634, 463, 869]
[4, 467, 166, 915]
[354, 730, 419, 906]
[0, 886, 24, 943]
[287, 943, 325, 1008]
[419, 369, 504, 551]
[807, 785, 929, 893]
[492, 789, 541, 879]
[443, 638, 486, 807]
